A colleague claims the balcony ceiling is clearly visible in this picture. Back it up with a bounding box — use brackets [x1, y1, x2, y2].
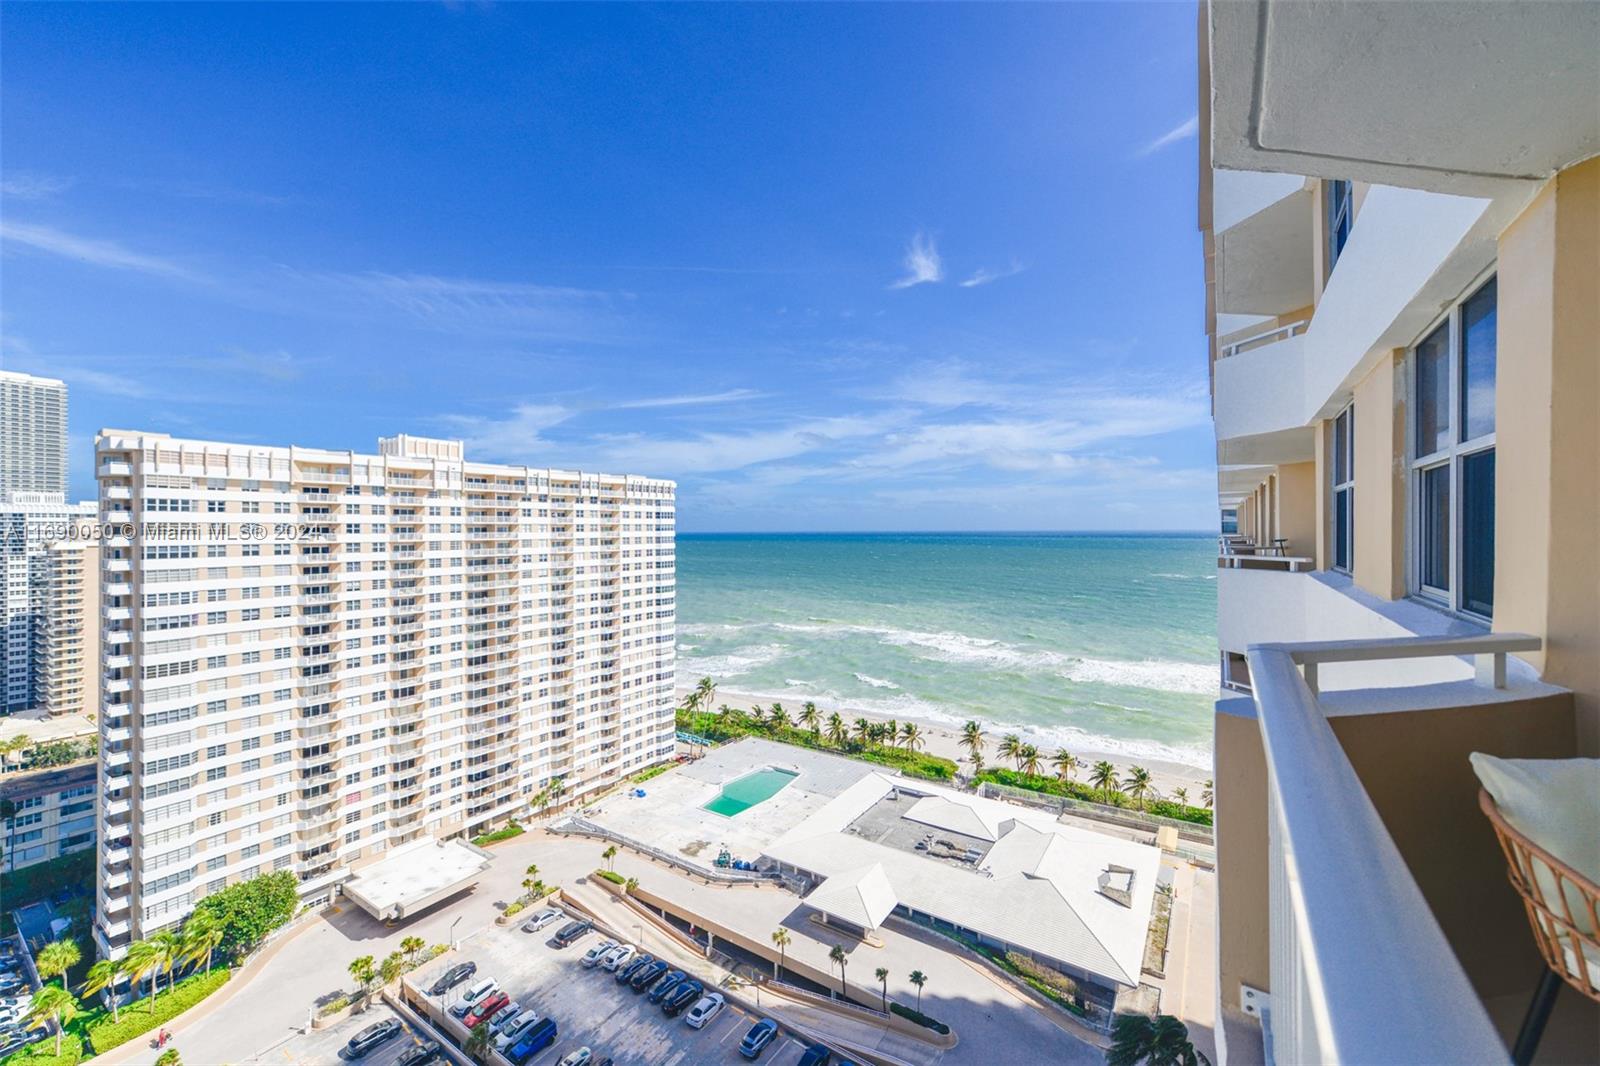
[1214, 188, 1314, 316]
[1216, 425, 1315, 470]
[1210, 0, 1600, 195]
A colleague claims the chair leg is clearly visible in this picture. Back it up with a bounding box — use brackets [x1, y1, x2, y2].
[1512, 968, 1562, 1066]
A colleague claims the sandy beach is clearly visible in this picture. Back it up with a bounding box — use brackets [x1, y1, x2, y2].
[677, 683, 1213, 803]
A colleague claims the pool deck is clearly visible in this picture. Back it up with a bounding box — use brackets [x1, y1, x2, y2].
[585, 739, 879, 871]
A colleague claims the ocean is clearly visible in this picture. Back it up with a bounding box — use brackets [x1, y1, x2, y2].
[675, 532, 1219, 771]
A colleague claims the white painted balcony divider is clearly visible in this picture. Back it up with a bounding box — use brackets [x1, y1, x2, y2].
[1246, 632, 1538, 1065]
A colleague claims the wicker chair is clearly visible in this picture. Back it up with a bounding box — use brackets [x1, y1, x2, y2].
[1480, 788, 1600, 1064]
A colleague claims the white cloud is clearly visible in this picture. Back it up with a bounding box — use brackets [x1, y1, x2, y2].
[0, 220, 200, 280]
[612, 389, 764, 410]
[289, 269, 620, 339]
[1137, 115, 1199, 157]
[0, 173, 72, 200]
[888, 231, 943, 289]
[959, 260, 1026, 288]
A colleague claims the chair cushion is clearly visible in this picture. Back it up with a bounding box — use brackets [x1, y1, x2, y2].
[1471, 753, 1600, 935]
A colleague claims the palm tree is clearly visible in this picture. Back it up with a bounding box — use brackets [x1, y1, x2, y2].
[997, 734, 1022, 769]
[1172, 786, 1189, 809]
[1201, 779, 1214, 809]
[349, 955, 377, 996]
[874, 966, 890, 1012]
[465, 1020, 494, 1063]
[26, 984, 78, 1057]
[155, 1048, 182, 1066]
[900, 722, 924, 752]
[1052, 749, 1080, 784]
[884, 720, 899, 748]
[828, 944, 848, 997]
[181, 912, 223, 976]
[768, 704, 790, 731]
[400, 936, 426, 967]
[908, 970, 928, 1012]
[1089, 760, 1120, 802]
[547, 776, 566, 810]
[1018, 744, 1042, 777]
[959, 720, 986, 766]
[1108, 1012, 1212, 1066]
[749, 704, 767, 728]
[624, 877, 639, 895]
[81, 958, 123, 1023]
[696, 677, 716, 716]
[800, 702, 821, 735]
[1124, 766, 1154, 810]
[770, 928, 791, 980]
[380, 952, 405, 986]
[602, 845, 618, 872]
[852, 718, 872, 746]
[825, 712, 847, 747]
[35, 938, 80, 990]
[122, 940, 159, 1012]
[149, 930, 180, 997]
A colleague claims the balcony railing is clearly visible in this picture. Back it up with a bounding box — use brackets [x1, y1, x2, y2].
[1246, 632, 1539, 1065]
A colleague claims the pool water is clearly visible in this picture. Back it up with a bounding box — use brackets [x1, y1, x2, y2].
[702, 768, 799, 817]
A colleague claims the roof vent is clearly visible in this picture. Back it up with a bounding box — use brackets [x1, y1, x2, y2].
[1097, 864, 1135, 908]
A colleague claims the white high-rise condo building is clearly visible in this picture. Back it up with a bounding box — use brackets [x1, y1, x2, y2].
[0, 370, 69, 498]
[1200, 2, 1599, 1063]
[92, 431, 675, 958]
[2, 494, 97, 712]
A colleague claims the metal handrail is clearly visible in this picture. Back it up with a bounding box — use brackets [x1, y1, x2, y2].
[1219, 319, 1310, 359]
[1246, 633, 1534, 1065]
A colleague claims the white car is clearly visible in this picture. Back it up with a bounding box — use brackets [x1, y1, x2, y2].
[558, 1049, 592, 1066]
[521, 907, 564, 934]
[493, 1012, 540, 1052]
[599, 944, 635, 972]
[684, 992, 726, 1029]
[448, 977, 498, 1018]
[580, 939, 617, 967]
[489, 1002, 523, 1033]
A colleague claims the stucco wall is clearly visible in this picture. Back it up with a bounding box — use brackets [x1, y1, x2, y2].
[1350, 351, 1407, 600]
[1274, 461, 1317, 561]
[1213, 700, 1269, 1013]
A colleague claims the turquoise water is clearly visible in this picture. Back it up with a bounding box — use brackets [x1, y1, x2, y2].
[676, 533, 1218, 769]
[703, 767, 801, 817]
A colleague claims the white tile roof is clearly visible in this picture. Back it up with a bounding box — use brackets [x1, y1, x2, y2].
[764, 776, 1160, 988]
[804, 863, 899, 929]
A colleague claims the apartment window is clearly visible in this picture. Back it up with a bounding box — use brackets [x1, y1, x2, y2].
[1325, 179, 1353, 275]
[1410, 275, 1496, 618]
[1331, 404, 1355, 573]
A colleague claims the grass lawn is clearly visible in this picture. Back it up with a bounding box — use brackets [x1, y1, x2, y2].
[2, 968, 232, 1064]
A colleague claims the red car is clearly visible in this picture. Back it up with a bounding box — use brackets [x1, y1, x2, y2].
[463, 991, 510, 1029]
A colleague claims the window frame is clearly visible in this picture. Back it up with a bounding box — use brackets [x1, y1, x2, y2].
[1330, 402, 1355, 575]
[1325, 179, 1354, 275]
[1406, 269, 1497, 621]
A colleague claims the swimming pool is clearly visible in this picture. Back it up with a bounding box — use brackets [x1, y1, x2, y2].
[702, 767, 799, 817]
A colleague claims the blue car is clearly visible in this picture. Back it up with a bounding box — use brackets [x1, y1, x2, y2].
[508, 1017, 558, 1063]
[647, 969, 686, 1004]
[796, 1045, 831, 1066]
[739, 1019, 779, 1059]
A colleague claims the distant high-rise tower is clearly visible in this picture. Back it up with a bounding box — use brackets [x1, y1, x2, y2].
[0, 371, 69, 498]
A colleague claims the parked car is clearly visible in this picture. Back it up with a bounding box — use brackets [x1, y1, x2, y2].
[490, 1002, 524, 1034]
[661, 979, 704, 1017]
[342, 1018, 403, 1058]
[647, 969, 685, 1003]
[429, 961, 477, 996]
[580, 939, 617, 967]
[521, 907, 563, 934]
[395, 1040, 442, 1066]
[796, 1044, 832, 1066]
[684, 992, 726, 1029]
[630, 959, 670, 992]
[550, 920, 593, 947]
[615, 953, 654, 983]
[598, 944, 636, 972]
[449, 977, 499, 1018]
[464, 990, 510, 1029]
[508, 1017, 558, 1063]
[494, 1012, 541, 1052]
[740, 1019, 779, 1059]
[557, 1049, 593, 1066]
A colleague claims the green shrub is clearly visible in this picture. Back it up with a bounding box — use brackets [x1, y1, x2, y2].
[502, 901, 526, 917]
[86, 969, 231, 1054]
[630, 762, 674, 784]
[593, 869, 625, 885]
[471, 823, 525, 847]
[974, 768, 1213, 828]
[3, 1040, 85, 1066]
[889, 1001, 949, 1035]
[188, 871, 299, 962]
[319, 995, 351, 1017]
[673, 710, 958, 781]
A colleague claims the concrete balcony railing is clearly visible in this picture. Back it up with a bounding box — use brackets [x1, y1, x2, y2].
[1225, 632, 1591, 1065]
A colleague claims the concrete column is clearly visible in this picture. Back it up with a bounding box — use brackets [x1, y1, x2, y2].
[1351, 351, 1408, 600]
[1495, 157, 1600, 755]
[1214, 700, 1270, 1012]
[1274, 461, 1317, 564]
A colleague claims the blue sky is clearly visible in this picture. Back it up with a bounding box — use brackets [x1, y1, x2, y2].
[0, 2, 1211, 532]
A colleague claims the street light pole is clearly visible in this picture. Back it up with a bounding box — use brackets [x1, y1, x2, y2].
[450, 916, 462, 950]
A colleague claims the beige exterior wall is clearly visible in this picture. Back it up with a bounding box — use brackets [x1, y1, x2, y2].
[1273, 461, 1317, 562]
[1494, 158, 1600, 756]
[1213, 703, 1269, 1013]
[1350, 352, 1408, 600]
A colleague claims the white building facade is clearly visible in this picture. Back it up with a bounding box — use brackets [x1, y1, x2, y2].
[93, 430, 675, 958]
[1, 494, 97, 713]
[0, 370, 69, 499]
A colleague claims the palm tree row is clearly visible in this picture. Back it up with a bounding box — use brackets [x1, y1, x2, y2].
[687, 689, 930, 755]
[979, 730, 1214, 813]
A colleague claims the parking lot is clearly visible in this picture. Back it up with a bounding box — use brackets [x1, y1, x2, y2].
[412, 910, 816, 1066]
[248, 1002, 435, 1065]
[0, 936, 42, 1059]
